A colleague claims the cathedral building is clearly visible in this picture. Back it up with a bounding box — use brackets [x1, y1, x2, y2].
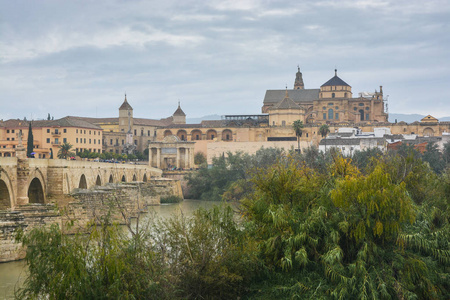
[264, 68, 388, 126]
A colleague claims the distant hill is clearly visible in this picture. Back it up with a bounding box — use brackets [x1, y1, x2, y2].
[186, 114, 221, 124]
[389, 113, 450, 123]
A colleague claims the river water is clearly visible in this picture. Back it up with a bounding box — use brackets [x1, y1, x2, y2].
[0, 200, 222, 299]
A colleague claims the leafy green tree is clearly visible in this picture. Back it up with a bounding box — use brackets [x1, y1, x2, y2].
[26, 122, 34, 157]
[292, 120, 304, 153]
[57, 142, 75, 159]
[194, 152, 207, 166]
[423, 141, 444, 173]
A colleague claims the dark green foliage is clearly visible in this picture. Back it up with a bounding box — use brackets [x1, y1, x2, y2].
[160, 195, 183, 203]
[194, 151, 207, 165]
[423, 141, 445, 173]
[57, 142, 75, 159]
[185, 148, 284, 200]
[26, 122, 33, 157]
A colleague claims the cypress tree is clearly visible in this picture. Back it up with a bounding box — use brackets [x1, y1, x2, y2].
[27, 122, 34, 157]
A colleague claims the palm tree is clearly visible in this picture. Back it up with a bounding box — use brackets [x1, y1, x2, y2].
[57, 142, 75, 159]
[319, 124, 330, 152]
[292, 120, 304, 153]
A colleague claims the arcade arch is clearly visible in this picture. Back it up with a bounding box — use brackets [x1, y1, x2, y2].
[177, 130, 188, 141]
[191, 130, 202, 141]
[206, 129, 217, 140]
[164, 130, 173, 137]
[222, 129, 233, 141]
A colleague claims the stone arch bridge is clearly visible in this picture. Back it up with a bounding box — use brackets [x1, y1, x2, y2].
[0, 157, 162, 210]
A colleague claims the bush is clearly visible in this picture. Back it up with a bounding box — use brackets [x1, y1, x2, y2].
[160, 195, 183, 204]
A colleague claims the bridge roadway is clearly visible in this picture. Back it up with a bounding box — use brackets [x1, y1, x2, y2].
[0, 156, 162, 210]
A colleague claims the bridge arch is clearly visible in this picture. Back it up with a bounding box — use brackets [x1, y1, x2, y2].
[121, 175, 126, 182]
[132, 174, 137, 181]
[108, 174, 114, 183]
[0, 179, 12, 209]
[95, 175, 102, 186]
[27, 168, 47, 204]
[0, 169, 15, 209]
[79, 174, 88, 189]
[28, 178, 45, 204]
[143, 174, 148, 182]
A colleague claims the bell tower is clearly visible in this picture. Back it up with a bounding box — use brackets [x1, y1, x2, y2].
[294, 66, 304, 90]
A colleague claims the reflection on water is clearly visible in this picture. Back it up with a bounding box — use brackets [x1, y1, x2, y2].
[0, 260, 27, 299]
[0, 200, 222, 298]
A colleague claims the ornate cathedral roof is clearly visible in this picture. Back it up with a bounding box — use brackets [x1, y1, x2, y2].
[321, 69, 350, 87]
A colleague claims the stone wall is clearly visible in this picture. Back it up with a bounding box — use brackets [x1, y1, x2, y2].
[0, 178, 182, 262]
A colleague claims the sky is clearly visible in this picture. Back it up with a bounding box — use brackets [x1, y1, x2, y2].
[1, 0, 449, 121]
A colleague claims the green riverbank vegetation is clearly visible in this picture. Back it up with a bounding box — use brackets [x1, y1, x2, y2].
[15, 144, 450, 299]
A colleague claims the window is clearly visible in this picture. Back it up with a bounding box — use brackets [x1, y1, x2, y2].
[98, 139, 100, 144]
[366, 114, 369, 120]
[306, 133, 309, 137]
[134, 130, 137, 135]
[63, 138, 67, 143]
[354, 107, 357, 111]
[282, 121, 286, 126]
[359, 103, 364, 106]
[47, 129, 50, 133]
[328, 103, 334, 106]
[134, 140, 137, 145]
[47, 138, 50, 143]
[332, 93, 335, 98]
[335, 106, 339, 109]
[6, 130, 9, 133]
[55, 138, 59, 144]
[55, 129, 59, 134]
[148, 130, 150, 136]
[323, 113, 326, 119]
[94, 139, 96, 144]
[89, 131, 91, 134]
[322, 106, 326, 110]
[11, 130, 14, 133]
[141, 130, 144, 136]
[116, 139, 118, 145]
[76, 129, 78, 133]
[344, 93, 348, 97]
[63, 129, 67, 133]
[84, 138, 86, 143]
[122, 140, 124, 145]
[335, 113, 339, 119]
[328, 108, 334, 120]
[94, 131, 96, 135]
[76, 138, 78, 143]
[110, 139, 113, 145]
[365, 107, 369, 110]
[6, 138, 9, 141]
[11, 138, 14, 141]
[89, 139, 91, 144]
[84, 130, 86, 134]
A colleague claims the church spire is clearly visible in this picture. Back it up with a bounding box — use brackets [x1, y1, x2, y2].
[294, 66, 304, 90]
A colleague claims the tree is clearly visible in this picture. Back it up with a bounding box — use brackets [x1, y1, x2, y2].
[26, 122, 34, 157]
[319, 124, 330, 152]
[57, 142, 75, 159]
[292, 120, 304, 153]
[194, 152, 207, 166]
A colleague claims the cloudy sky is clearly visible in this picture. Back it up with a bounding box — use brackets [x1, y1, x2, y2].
[1, 0, 449, 121]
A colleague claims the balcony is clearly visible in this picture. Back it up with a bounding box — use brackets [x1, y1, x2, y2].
[51, 131, 61, 136]
[51, 141, 60, 145]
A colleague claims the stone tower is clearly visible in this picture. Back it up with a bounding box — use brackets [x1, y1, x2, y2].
[119, 94, 133, 133]
[172, 102, 186, 124]
[294, 66, 304, 90]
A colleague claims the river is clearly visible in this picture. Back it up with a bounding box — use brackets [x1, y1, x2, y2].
[0, 200, 222, 299]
